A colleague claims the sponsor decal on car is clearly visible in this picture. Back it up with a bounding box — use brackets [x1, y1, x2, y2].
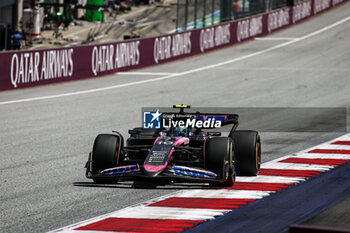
[143, 109, 222, 129]
[162, 117, 222, 128]
[143, 109, 162, 129]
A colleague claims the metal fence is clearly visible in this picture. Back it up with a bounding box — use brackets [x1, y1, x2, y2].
[175, 0, 221, 32]
[175, 0, 289, 32]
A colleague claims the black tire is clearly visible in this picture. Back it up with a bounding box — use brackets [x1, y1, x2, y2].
[205, 137, 235, 187]
[91, 133, 123, 184]
[230, 130, 261, 176]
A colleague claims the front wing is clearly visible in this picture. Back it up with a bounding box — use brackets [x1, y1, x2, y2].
[86, 164, 222, 183]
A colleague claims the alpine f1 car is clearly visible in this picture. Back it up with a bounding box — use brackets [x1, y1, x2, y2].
[85, 105, 261, 187]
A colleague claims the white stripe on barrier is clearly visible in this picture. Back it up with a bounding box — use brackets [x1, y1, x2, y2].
[296, 135, 350, 154]
[236, 176, 305, 183]
[174, 190, 271, 199]
[261, 161, 333, 170]
[55, 231, 112, 233]
[111, 206, 228, 220]
[292, 153, 350, 159]
[308, 145, 350, 150]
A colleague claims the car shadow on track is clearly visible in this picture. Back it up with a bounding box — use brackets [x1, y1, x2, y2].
[73, 180, 210, 189]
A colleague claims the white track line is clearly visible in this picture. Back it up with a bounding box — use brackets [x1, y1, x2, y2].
[117, 72, 178, 76]
[1, 15, 350, 106]
[213, 67, 349, 72]
[255, 37, 299, 41]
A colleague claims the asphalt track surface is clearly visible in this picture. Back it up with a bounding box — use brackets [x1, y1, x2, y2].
[1, 3, 350, 233]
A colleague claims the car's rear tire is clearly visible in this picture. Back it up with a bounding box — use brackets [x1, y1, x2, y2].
[91, 133, 123, 184]
[230, 130, 261, 176]
[205, 137, 235, 187]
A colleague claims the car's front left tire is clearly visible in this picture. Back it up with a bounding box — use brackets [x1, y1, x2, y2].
[90, 133, 123, 184]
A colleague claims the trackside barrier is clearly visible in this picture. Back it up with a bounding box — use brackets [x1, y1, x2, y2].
[0, 0, 347, 91]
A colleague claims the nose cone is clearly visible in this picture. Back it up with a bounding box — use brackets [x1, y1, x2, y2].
[143, 164, 167, 177]
[144, 165, 164, 172]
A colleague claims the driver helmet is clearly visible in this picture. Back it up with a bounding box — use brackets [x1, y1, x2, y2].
[173, 126, 188, 137]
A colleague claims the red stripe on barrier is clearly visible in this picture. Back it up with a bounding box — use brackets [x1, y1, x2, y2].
[227, 182, 293, 191]
[331, 141, 350, 146]
[279, 158, 349, 166]
[308, 149, 350, 154]
[148, 197, 255, 210]
[75, 218, 203, 233]
[259, 168, 323, 177]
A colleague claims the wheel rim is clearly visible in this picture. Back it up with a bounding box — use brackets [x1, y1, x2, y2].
[228, 141, 234, 182]
[229, 142, 233, 171]
[256, 134, 261, 171]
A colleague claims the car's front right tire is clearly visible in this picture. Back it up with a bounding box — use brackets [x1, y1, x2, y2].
[205, 137, 235, 187]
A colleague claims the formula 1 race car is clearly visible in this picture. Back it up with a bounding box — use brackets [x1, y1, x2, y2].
[85, 105, 261, 187]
